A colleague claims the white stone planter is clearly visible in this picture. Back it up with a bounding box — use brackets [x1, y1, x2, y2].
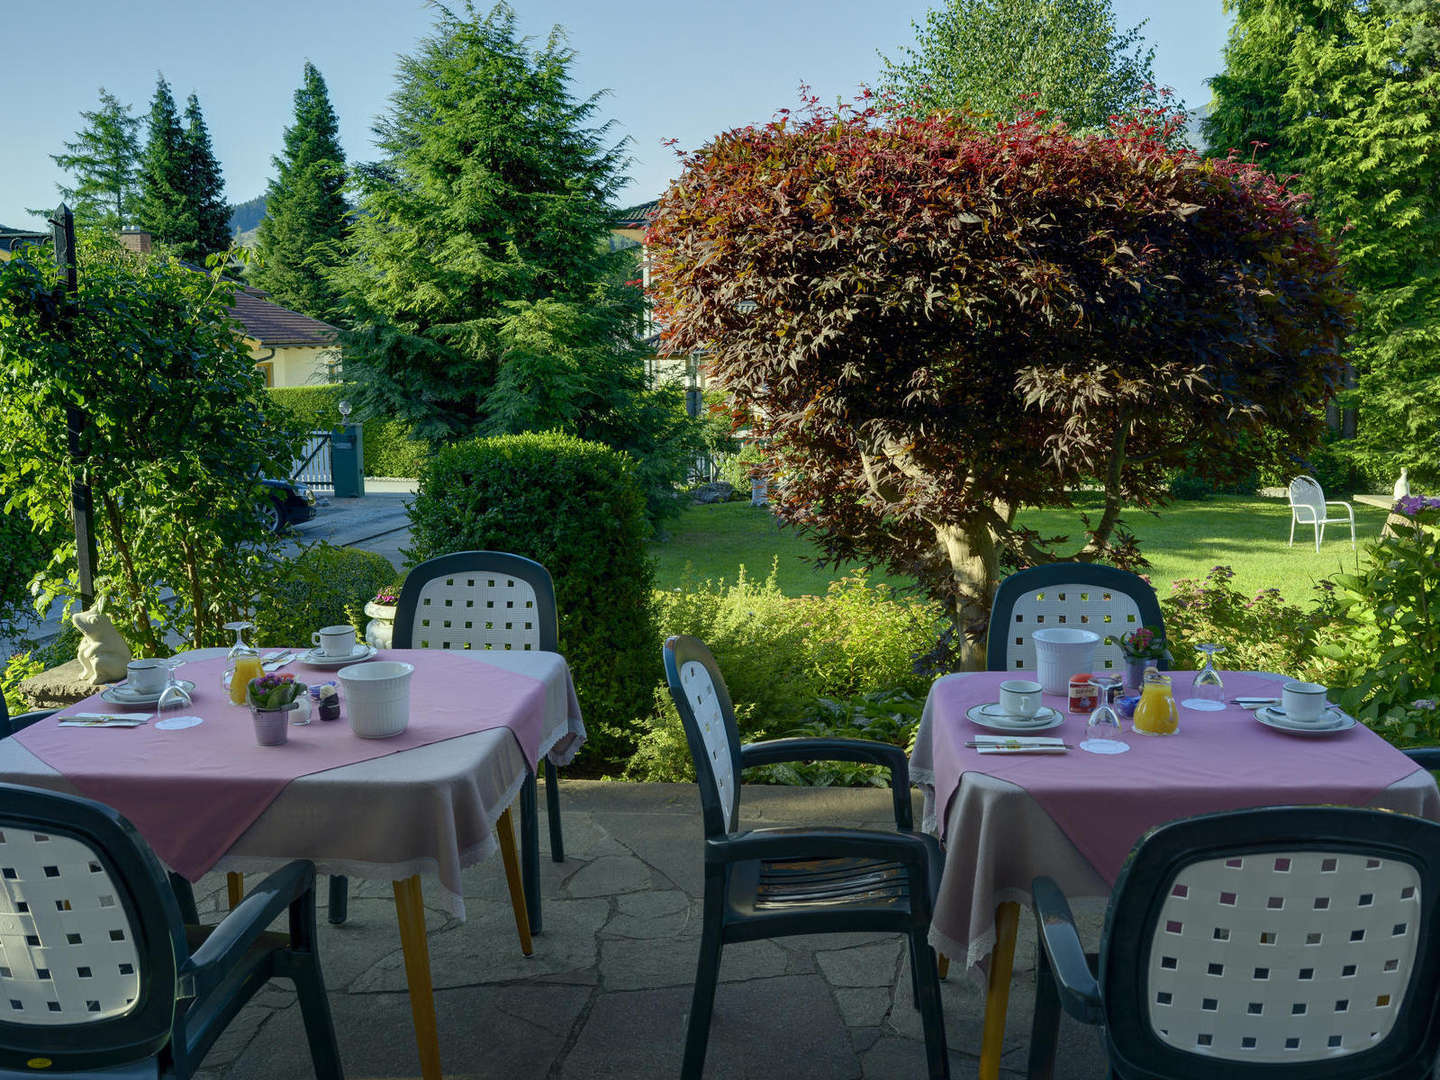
[364, 601, 396, 649]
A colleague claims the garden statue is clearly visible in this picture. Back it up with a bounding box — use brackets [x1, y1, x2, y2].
[1395, 469, 1410, 501]
[73, 606, 131, 684]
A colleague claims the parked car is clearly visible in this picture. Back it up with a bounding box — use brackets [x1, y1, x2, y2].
[258, 478, 317, 533]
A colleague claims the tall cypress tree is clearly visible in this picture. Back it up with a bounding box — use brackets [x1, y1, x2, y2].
[182, 93, 230, 261]
[51, 88, 141, 230]
[252, 62, 349, 319]
[135, 75, 191, 247]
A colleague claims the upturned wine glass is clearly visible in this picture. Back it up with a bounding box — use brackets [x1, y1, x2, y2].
[1080, 672, 1129, 754]
[154, 657, 203, 730]
[1182, 643, 1227, 711]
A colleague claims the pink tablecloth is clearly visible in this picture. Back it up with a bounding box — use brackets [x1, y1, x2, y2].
[929, 670, 1425, 884]
[14, 649, 546, 881]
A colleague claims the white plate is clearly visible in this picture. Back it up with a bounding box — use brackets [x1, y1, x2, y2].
[967, 703, 1064, 732]
[299, 643, 377, 668]
[100, 680, 195, 706]
[1253, 705, 1356, 736]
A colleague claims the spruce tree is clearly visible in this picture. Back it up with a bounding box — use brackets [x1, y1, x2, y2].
[182, 93, 230, 261]
[252, 62, 349, 319]
[134, 75, 191, 248]
[51, 88, 141, 230]
[336, 1, 696, 518]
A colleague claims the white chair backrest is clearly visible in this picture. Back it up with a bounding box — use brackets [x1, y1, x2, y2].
[408, 572, 542, 652]
[0, 828, 141, 1025]
[1145, 849, 1421, 1062]
[1289, 476, 1325, 516]
[1003, 584, 1142, 673]
[677, 660, 736, 834]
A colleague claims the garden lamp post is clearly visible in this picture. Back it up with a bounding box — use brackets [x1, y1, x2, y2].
[52, 203, 99, 611]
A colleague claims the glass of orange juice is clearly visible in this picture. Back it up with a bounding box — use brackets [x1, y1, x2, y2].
[1132, 669, 1180, 736]
[222, 621, 264, 705]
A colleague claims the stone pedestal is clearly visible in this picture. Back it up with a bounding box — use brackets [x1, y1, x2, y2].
[18, 659, 106, 710]
[364, 601, 396, 649]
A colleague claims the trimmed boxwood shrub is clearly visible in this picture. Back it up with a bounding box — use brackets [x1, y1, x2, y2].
[407, 432, 657, 766]
[267, 384, 429, 478]
[251, 543, 396, 648]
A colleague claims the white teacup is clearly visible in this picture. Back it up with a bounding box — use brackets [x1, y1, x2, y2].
[312, 625, 356, 657]
[1281, 681, 1330, 723]
[999, 679, 1044, 718]
[125, 659, 168, 695]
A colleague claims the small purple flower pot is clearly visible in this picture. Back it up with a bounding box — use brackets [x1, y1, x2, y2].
[318, 699, 341, 722]
[251, 706, 292, 746]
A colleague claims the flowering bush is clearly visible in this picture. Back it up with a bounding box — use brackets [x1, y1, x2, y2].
[247, 672, 307, 710]
[1108, 625, 1166, 660]
[1161, 566, 1335, 684]
[1318, 502, 1440, 720]
[371, 586, 400, 606]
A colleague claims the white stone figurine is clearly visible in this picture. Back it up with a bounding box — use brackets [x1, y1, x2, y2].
[72, 607, 132, 684]
[1395, 468, 1411, 501]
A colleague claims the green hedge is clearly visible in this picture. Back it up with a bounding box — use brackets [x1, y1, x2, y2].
[408, 432, 657, 766]
[267, 384, 429, 478]
[251, 543, 396, 649]
[0, 506, 50, 633]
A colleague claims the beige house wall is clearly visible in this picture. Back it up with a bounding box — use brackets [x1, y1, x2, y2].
[245, 339, 340, 387]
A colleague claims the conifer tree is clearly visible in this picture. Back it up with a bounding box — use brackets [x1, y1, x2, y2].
[252, 62, 349, 319]
[182, 93, 230, 261]
[336, 2, 696, 515]
[134, 75, 191, 248]
[51, 88, 141, 230]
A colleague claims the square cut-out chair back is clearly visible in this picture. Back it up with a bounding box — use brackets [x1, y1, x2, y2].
[411, 573, 542, 651]
[1006, 585, 1142, 672]
[0, 827, 141, 1025]
[1144, 850, 1422, 1063]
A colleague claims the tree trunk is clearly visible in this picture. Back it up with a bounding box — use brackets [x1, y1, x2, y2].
[934, 520, 1000, 671]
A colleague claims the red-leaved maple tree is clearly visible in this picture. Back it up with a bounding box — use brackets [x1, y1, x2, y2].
[647, 98, 1353, 666]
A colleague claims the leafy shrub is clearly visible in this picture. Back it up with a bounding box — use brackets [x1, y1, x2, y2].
[1165, 469, 1214, 501]
[629, 568, 942, 780]
[1161, 566, 1335, 685]
[716, 442, 767, 493]
[407, 432, 657, 765]
[267, 384, 430, 478]
[1318, 500, 1440, 720]
[747, 691, 924, 788]
[0, 506, 51, 634]
[251, 543, 396, 648]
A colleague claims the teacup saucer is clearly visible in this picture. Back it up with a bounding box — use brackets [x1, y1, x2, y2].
[300, 643, 377, 668]
[101, 680, 195, 706]
[967, 703, 1063, 732]
[1253, 705, 1355, 736]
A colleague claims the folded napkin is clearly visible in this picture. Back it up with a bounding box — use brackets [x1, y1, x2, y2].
[973, 735, 1067, 755]
[59, 712, 150, 728]
[1233, 696, 1282, 706]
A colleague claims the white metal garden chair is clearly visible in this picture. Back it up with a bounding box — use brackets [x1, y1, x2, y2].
[1287, 475, 1356, 552]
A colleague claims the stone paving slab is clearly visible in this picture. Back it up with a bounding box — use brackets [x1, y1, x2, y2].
[194, 780, 1112, 1078]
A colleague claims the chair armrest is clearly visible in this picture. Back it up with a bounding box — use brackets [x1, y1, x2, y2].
[1403, 747, 1440, 770]
[710, 826, 933, 870]
[5, 709, 56, 735]
[180, 860, 315, 998]
[1032, 876, 1104, 1025]
[1326, 500, 1354, 515]
[741, 738, 914, 828]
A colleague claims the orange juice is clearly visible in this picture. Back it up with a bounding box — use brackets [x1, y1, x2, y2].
[1133, 672, 1179, 736]
[229, 655, 265, 704]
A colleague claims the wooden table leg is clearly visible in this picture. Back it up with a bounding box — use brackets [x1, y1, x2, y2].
[979, 901, 1021, 1080]
[393, 875, 442, 1080]
[495, 805, 533, 956]
[226, 871, 244, 909]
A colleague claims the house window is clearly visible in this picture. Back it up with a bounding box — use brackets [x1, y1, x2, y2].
[256, 361, 274, 387]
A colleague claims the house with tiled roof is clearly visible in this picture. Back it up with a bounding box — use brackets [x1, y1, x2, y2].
[0, 226, 49, 258]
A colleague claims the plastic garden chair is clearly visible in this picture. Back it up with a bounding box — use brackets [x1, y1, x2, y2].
[0, 782, 342, 1078]
[1027, 774, 1440, 1080]
[1, 693, 202, 925]
[1288, 474, 1356, 552]
[663, 635, 949, 1079]
[987, 564, 1167, 675]
[327, 551, 565, 935]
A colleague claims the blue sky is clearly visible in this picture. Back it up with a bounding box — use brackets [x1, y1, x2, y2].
[1, 1, 1231, 230]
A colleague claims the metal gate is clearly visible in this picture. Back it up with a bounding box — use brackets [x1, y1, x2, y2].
[292, 430, 333, 492]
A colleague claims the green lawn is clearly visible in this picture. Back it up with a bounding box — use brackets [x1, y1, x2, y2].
[649, 496, 1393, 605]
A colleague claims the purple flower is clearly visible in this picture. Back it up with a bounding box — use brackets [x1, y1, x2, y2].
[1396, 495, 1440, 518]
